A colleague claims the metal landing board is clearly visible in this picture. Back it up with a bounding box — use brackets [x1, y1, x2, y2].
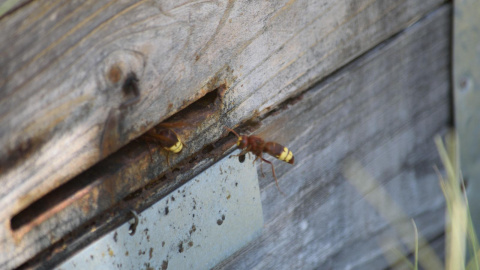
[56, 152, 263, 270]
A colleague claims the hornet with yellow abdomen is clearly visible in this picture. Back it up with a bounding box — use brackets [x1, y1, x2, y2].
[263, 142, 294, 164]
[225, 126, 295, 194]
[143, 122, 187, 165]
[150, 128, 183, 153]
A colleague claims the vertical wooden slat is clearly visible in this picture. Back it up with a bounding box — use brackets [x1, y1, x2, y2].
[453, 0, 480, 239]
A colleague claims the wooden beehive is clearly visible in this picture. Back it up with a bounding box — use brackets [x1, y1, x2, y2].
[0, 0, 451, 269]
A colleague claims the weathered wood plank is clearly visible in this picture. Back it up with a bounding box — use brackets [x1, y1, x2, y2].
[0, 0, 446, 225]
[0, 1, 449, 269]
[216, 5, 450, 269]
[22, 3, 451, 269]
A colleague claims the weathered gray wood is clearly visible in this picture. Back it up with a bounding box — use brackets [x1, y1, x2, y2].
[454, 0, 480, 247]
[0, 0, 445, 225]
[0, 0, 31, 18]
[0, 0, 449, 268]
[215, 5, 451, 269]
[23, 4, 451, 269]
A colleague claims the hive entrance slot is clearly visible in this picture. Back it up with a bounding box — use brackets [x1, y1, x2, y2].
[166, 85, 222, 121]
[10, 175, 95, 232]
[10, 84, 225, 234]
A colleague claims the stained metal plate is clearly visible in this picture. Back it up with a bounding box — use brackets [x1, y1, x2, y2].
[56, 152, 263, 270]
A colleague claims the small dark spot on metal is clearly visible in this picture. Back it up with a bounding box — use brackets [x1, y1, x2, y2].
[125, 251, 129, 256]
[113, 232, 118, 242]
[162, 260, 169, 270]
[189, 225, 196, 235]
[217, 219, 223, 225]
[144, 228, 149, 235]
[149, 247, 153, 260]
[235, 182, 238, 187]
[178, 242, 184, 253]
[227, 194, 231, 199]
[171, 196, 175, 201]
[239, 154, 246, 163]
[90, 255, 94, 260]
[144, 262, 154, 270]
[162, 241, 165, 247]
[222, 214, 225, 221]
[188, 241, 193, 247]
[165, 207, 169, 215]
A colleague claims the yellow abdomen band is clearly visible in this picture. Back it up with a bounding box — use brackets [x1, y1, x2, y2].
[166, 141, 183, 153]
[277, 147, 293, 163]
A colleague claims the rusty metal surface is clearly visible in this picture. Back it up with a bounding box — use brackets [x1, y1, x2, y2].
[453, 0, 480, 237]
[55, 152, 263, 270]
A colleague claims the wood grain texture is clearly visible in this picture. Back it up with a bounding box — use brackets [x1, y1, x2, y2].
[215, 5, 451, 269]
[0, 0, 448, 268]
[0, 0, 445, 220]
[21, 4, 451, 269]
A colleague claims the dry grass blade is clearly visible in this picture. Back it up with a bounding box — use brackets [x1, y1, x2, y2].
[343, 131, 480, 270]
[435, 134, 467, 270]
[412, 219, 419, 270]
[343, 159, 443, 270]
[377, 235, 414, 269]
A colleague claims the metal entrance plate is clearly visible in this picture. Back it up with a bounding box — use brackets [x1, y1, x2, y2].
[56, 152, 263, 270]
